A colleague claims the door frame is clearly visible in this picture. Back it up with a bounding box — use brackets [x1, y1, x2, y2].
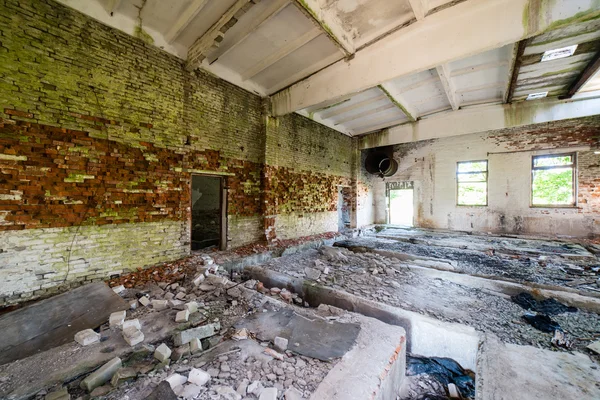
[190, 174, 228, 251]
[386, 181, 414, 226]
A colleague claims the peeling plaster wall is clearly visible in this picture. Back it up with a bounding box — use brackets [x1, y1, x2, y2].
[368, 116, 600, 237]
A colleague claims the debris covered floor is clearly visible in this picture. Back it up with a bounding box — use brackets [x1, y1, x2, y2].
[1, 228, 600, 400]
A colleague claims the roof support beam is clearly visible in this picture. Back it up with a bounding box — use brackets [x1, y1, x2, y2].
[292, 0, 355, 56]
[186, 0, 254, 71]
[407, 0, 429, 21]
[360, 96, 600, 148]
[564, 51, 600, 98]
[166, 0, 210, 44]
[206, 0, 290, 64]
[241, 27, 321, 81]
[505, 40, 527, 103]
[271, 0, 600, 116]
[436, 64, 459, 110]
[379, 84, 418, 122]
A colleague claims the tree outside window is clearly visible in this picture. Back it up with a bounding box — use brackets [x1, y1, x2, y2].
[531, 153, 576, 207]
[457, 160, 488, 206]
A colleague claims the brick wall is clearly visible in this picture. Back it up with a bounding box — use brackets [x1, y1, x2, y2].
[264, 114, 355, 240]
[367, 116, 600, 237]
[0, 0, 357, 303]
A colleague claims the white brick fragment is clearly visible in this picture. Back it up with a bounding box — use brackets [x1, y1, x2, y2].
[74, 329, 100, 346]
[109, 310, 126, 327]
[154, 343, 172, 362]
[165, 373, 187, 389]
[188, 368, 211, 386]
[176, 309, 190, 323]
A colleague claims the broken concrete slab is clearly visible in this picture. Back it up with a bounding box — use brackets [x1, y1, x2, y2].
[477, 333, 600, 399]
[80, 357, 122, 392]
[0, 307, 180, 400]
[173, 322, 221, 346]
[587, 340, 600, 355]
[0, 282, 128, 366]
[235, 309, 360, 361]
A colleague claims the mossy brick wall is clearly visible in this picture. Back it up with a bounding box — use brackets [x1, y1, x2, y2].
[0, 0, 358, 303]
[264, 114, 355, 239]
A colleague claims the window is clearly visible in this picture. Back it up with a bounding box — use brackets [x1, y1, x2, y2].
[531, 153, 576, 207]
[457, 160, 488, 206]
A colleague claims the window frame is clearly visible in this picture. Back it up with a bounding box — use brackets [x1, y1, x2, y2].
[530, 152, 577, 208]
[456, 160, 488, 207]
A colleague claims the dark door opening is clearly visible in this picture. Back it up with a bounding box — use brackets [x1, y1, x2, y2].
[338, 186, 351, 231]
[191, 175, 223, 251]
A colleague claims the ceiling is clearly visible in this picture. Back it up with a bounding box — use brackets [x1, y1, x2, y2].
[58, 0, 600, 138]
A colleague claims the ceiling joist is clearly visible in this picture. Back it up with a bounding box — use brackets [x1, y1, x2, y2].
[379, 84, 419, 122]
[407, 0, 428, 21]
[436, 64, 460, 110]
[271, 0, 600, 116]
[166, 0, 210, 44]
[506, 40, 527, 103]
[564, 50, 600, 99]
[206, 0, 290, 64]
[186, 0, 255, 71]
[292, 0, 355, 57]
[241, 27, 321, 81]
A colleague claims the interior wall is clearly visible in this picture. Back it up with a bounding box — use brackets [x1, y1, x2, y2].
[367, 116, 600, 238]
[0, 0, 357, 304]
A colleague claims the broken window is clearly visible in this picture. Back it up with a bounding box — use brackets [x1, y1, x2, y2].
[531, 153, 576, 207]
[457, 160, 488, 206]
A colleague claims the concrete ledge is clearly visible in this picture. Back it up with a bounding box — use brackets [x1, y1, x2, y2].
[311, 315, 406, 400]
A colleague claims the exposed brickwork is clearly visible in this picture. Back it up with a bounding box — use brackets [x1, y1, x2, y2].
[0, 0, 358, 302]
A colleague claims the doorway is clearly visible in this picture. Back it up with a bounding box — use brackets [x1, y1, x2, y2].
[388, 182, 414, 227]
[338, 186, 351, 231]
[191, 175, 224, 251]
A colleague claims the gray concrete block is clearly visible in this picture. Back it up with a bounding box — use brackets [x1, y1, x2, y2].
[80, 357, 122, 392]
[154, 343, 172, 362]
[173, 322, 221, 346]
[74, 329, 100, 346]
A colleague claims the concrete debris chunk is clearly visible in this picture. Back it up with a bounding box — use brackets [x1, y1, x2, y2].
[176, 383, 203, 399]
[122, 319, 141, 330]
[232, 328, 249, 341]
[236, 379, 249, 395]
[274, 336, 288, 352]
[190, 338, 202, 354]
[173, 322, 221, 346]
[152, 299, 169, 310]
[165, 373, 187, 389]
[259, 387, 278, 400]
[109, 310, 126, 327]
[110, 367, 137, 387]
[74, 329, 100, 346]
[171, 344, 190, 361]
[89, 385, 112, 397]
[247, 381, 263, 396]
[188, 368, 211, 386]
[587, 340, 600, 355]
[185, 301, 199, 314]
[215, 385, 241, 400]
[164, 292, 175, 301]
[175, 291, 186, 300]
[80, 357, 122, 392]
[146, 381, 177, 400]
[122, 326, 144, 346]
[112, 285, 125, 294]
[139, 296, 150, 306]
[192, 274, 205, 286]
[304, 267, 321, 280]
[284, 387, 303, 400]
[279, 289, 292, 302]
[176, 309, 190, 323]
[154, 343, 172, 363]
[199, 283, 216, 292]
[129, 300, 138, 310]
[45, 387, 69, 400]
